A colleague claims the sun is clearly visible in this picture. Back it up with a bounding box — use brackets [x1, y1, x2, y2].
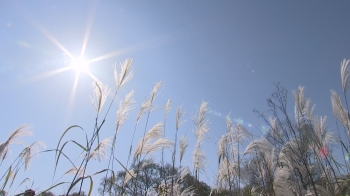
[70, 56, 89, 73]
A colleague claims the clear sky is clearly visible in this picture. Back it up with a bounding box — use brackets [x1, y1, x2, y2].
[1, 1, 350, 195]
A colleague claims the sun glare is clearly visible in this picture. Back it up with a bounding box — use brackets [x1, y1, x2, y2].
[71, 57, 89, 73]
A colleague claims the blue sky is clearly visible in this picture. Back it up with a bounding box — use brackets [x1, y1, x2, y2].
[1, 1, 350, 195]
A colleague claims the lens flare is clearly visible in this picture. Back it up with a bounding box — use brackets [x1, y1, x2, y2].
[345, 153, 350, 162]
[70, 57, 89, 73]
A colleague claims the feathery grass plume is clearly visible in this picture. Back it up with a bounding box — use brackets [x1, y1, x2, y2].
[179, 135, 188, 165]
[0, 126, 32, 161]
[176, 106, 186, 130]
[341, 59, 350, 92]
[244, 138, 273, 155]
[192, 101, 209, 180]
[273, 165, 295, 196]
[88, 137, 112, 162]
[114, 58, 134, 91]
[149, 81, 162, 105]
[90, 80, 111, 113]
[20, 141, 46, 170]
[144, 138, 174, 155]
[136, 99, 151, 123]
[313, 116, 337, 146]
[64, 167, 86, 178]
[140, 158, 155, 169]
[216, 158, 238, 191]
[170, 105, 185, 194]
[292, 86, 306, 114]
[331, 90, 350, 131]
[165, 99, 171, 118]
[292, 86, 313, 127]
[135, 82, 162, 123]
[192, 147, 206, 176]
[268, 116, 282, 142]
[234, 123, 252, 144]
[218, 134, 228, 164]
[116, 90, 135, 131]
[134, 122, 163, 158]
[123, 169, 135, 186]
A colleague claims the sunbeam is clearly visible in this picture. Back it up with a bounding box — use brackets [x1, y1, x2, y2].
[80, 0, 98, 57]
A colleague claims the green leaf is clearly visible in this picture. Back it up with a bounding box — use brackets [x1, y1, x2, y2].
[1, 166, 11, 190]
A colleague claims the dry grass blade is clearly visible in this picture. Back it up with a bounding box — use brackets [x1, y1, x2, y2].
[90, 81, 111, 113]
[114, 58, 134, 91]
[0, 126, 32, 160]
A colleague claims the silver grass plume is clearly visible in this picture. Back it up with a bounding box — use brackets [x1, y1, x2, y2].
[144, 138, 174, 155]
[292, 86, 313, 127]
[116, 90, 135, 131]
[176, 106, 186, 130]
[20, 141, 46, 170]
[292, 86, 306, 115]
[192, 101, 209, 178]
[136, 82, 162, 123]
[0, 126, 32, 161]
[179, 135, 188, 164]
[216, 158, 237, 191]
[88, 137, 112, 162]
[192, 147, 206, 176]
[331, 90, 350, 131]
[234, 123, 252, 144]
[341, 59, 350, 92]
[114, 58, 134, 91]
[312, 116, 337, 158]
[158, 167, 194, 196]
[137, 99, 151, 123]
[149, 81, 162, 105]
[218, 134, 228, 164]
[90, 80, 111, 113]
[134, 122, 171, 157]
[244, 138, 273, 155]
[141, 158, 155, 169]
[269, 117, 281, 140]
[64, 167, 86, 178]
[123, 169, 135, 186]
[165, 99, 171, 118]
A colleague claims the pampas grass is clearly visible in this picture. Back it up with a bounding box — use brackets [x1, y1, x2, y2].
[89, 81, 110, 114]
[179, 135, 188, 167]
[6, 57, 350, 196]
[114, 58, 134, 91]
[192, 101, 209, 181]
[0, 126, 32, 161]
